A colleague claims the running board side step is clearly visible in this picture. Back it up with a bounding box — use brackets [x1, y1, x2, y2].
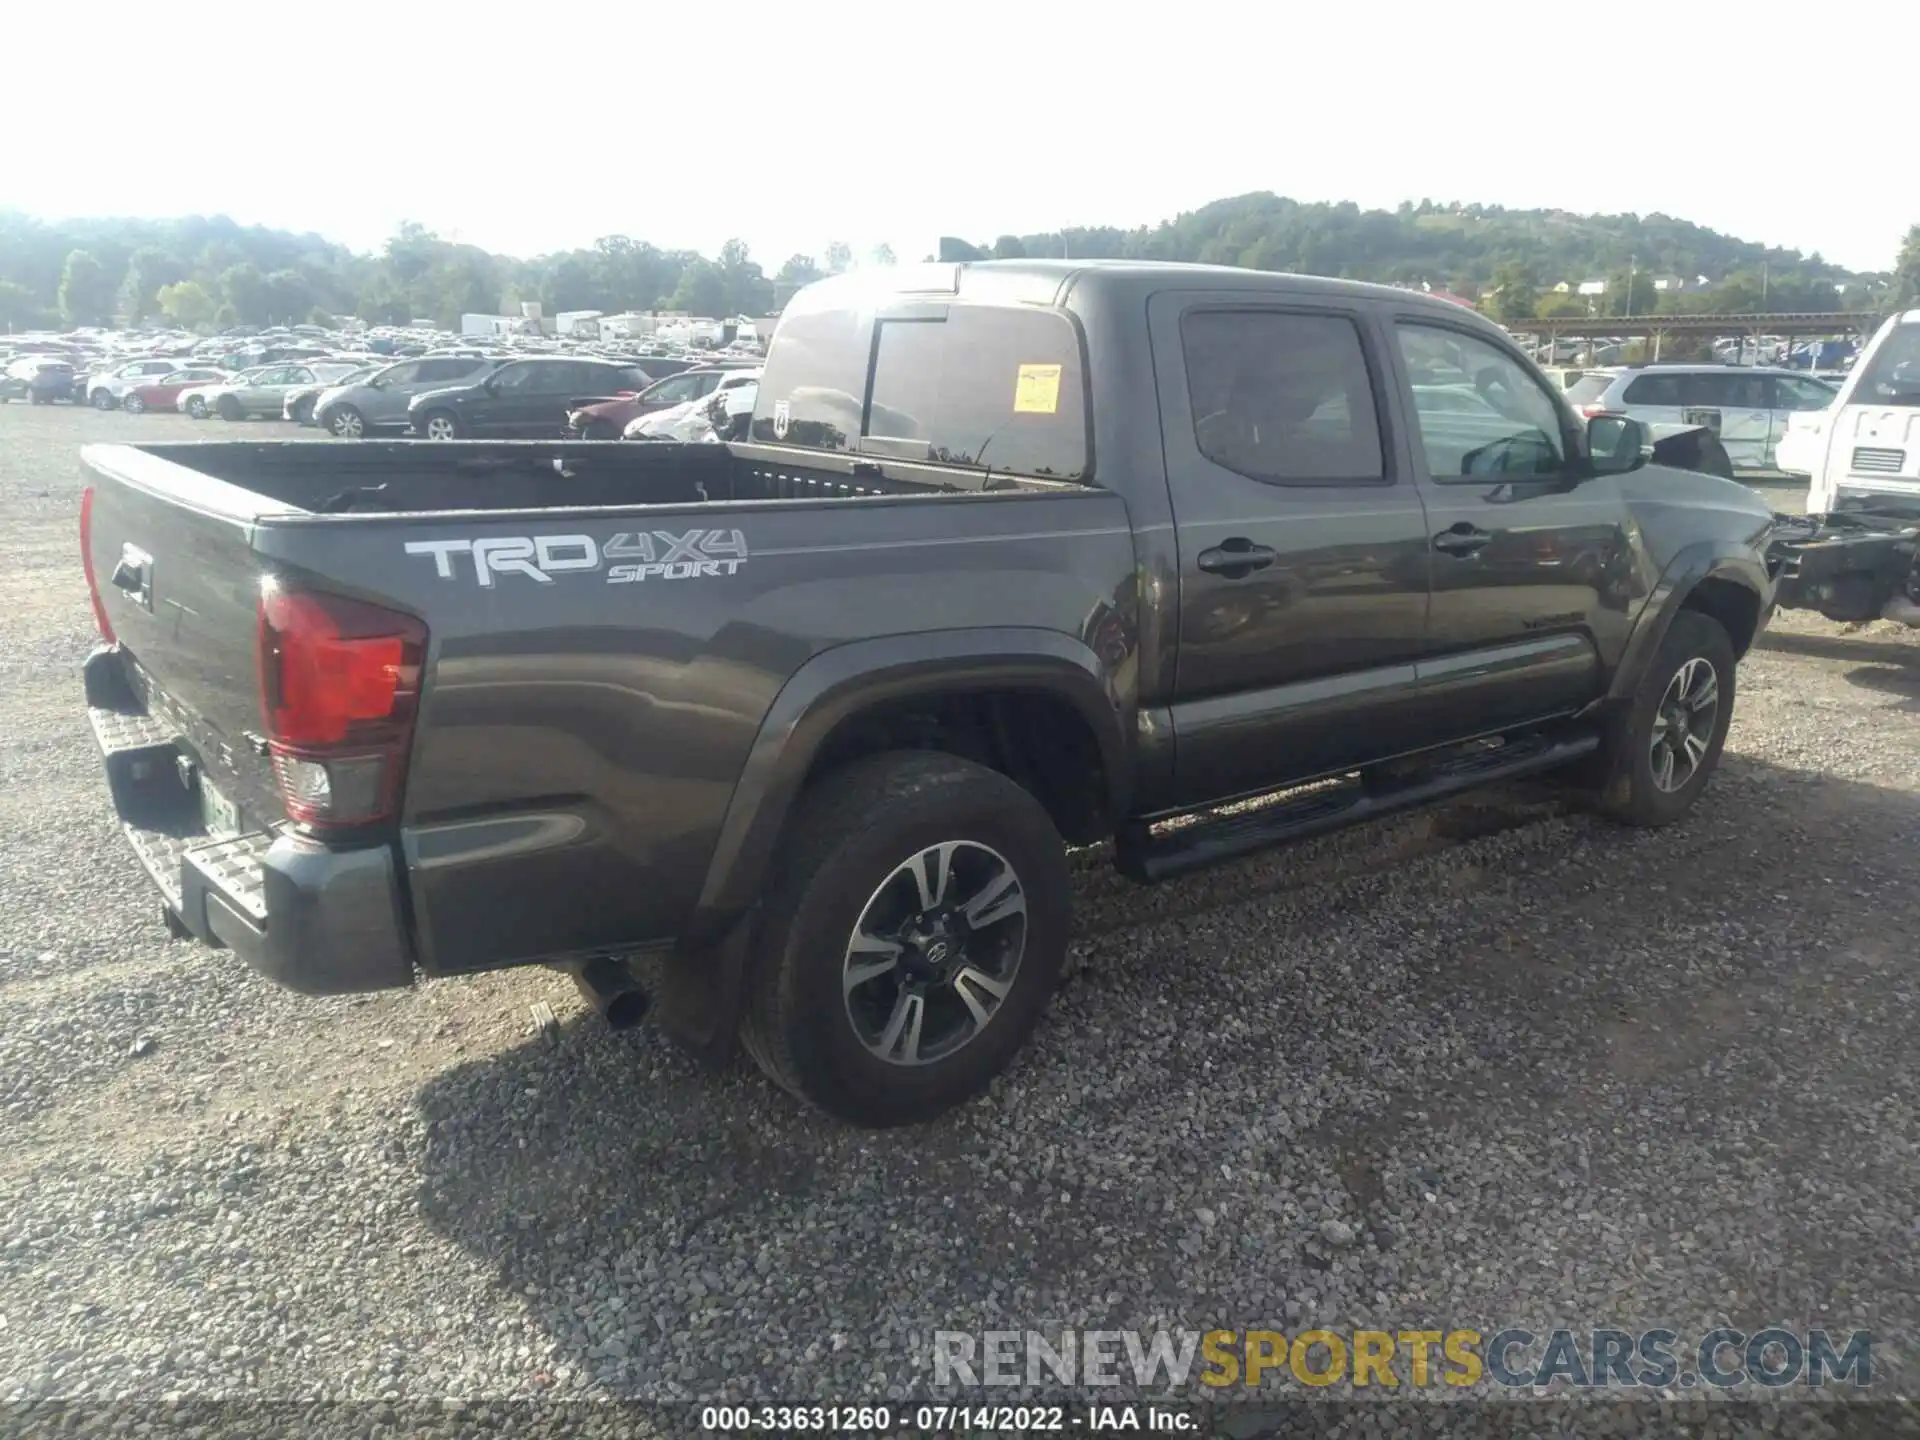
[1114, 729, 1601, 882]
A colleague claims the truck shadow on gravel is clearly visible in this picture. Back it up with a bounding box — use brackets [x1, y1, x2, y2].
[411, 757, 1920, 1399]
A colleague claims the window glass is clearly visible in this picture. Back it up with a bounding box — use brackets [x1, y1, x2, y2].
[647, 374, 701, 402]
[1686, 372, 1768, 408]
[1564, 372, 1617, 405]
[1623, 373, 1685, 406]
[1182, 310, 1385, 484]
[490, 362, 541, 391]
[1396, 324, 1566, 480]
[377, 361, 422, 386]
[749, 297, 868, 451]
[865, 308, 1087, 478]
[1773, 375, 1837, 410]
[1854, 324, 1920, 407]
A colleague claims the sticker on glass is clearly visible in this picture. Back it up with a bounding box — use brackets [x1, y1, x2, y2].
[1013, 363, 1062, 415]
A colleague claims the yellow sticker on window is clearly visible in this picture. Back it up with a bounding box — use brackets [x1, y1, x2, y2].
[1013, 363, 1062, 415]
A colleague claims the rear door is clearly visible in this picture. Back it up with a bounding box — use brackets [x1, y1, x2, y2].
[1617, 369, 1686, 428]
[1682, 370, 1771, 468]
[1150, 292, 1433, 804]
[1387, 315, 1622, 741]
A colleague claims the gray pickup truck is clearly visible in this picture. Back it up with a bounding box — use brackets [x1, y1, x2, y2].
[80, 260, 1783, 1127]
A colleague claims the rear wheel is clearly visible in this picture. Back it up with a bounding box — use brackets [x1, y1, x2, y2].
[290, 397, 314, 424]
[740, 751, 1071, 1127]
[327, 405, 365, 438]
[91, 389, 115, 410]
[123, 393, 146, 414]
[1591, 610, 1735, 827]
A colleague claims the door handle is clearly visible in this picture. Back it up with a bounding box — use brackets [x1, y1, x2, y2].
[1432, 525, 1492, 557]
[1197, 538, 1277, 578]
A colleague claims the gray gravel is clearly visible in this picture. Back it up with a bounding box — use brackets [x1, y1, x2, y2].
[4, 404, 1920, 1431]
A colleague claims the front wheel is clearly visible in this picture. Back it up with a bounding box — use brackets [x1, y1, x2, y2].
[420, 409, 460, 440]
[327, 405, 365, 438]
[741, 751, 1071, 1127]
[215, 394, 242, 421]
[91, 389, 115, 410]
[1592, 610, 1735, 827]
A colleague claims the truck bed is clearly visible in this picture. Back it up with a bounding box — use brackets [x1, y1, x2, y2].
[88, 439, 1075, 517]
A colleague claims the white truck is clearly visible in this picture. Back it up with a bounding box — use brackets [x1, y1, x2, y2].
[1776, 310, 1920, 512]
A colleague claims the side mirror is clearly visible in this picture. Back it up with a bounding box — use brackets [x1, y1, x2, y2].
[1585, 414, 1650, 476]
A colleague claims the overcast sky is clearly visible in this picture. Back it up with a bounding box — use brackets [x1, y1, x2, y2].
[8, 0, 1907, 273]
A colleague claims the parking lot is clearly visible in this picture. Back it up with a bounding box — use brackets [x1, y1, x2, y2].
[4, 404, 1920, 1415]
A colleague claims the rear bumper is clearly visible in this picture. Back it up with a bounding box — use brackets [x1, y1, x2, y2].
[86, 646, 414, 994]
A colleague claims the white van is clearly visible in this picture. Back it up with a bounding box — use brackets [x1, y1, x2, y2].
[1792, 310, 1920, 512]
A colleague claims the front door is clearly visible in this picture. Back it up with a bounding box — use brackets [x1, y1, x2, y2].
[1150, 293, 1433, 807]
[1387, 317, 1624, 741]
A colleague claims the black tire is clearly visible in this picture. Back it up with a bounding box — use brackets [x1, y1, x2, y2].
[1591, 610, 1735, 827]
[186, 395, 208, 419]
[123, 393, 146, 414]
[326, 404, 365, 438]
[91, 388, 115, 410]
[740, 751, 1071, 1127]
[215, 394, 242, 421]
[291, 398, 314, 425]
[582, 419, 619, 440]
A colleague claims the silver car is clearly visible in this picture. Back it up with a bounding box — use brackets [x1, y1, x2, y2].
[205, 361, 368, 422]
[313, 356, 501, 437]
[1565, 364, 1837, 470]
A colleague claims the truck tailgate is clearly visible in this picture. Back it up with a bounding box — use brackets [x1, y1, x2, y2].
[83, 454, 284, 831]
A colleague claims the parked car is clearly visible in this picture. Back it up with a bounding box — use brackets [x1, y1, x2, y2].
[201, 361, 368, 421]
[178, 366, 277, 419]
[87, 358, 198, 410]
[1564, 365, 1837, 470]
[566, 363, 756, 439]
[2, 356, 77, 403]
[407, 356, 652, 438]
[313, 356, 502, 438]
[80, 260, 1783, 1127]
[624, 371, 761, 442]
[122, 368, 231, 414]
[283, 364, 384, 425]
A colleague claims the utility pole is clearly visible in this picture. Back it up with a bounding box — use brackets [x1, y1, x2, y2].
[1625, 253, 1636, 319]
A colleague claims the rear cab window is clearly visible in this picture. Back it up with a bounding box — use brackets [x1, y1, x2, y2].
[1853, 323, 1920, 407]
[753, 292, 1088, 481]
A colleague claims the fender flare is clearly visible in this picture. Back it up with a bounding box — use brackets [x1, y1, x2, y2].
[686, 627, 1131, 942]
[1606, 540, 1772, 704]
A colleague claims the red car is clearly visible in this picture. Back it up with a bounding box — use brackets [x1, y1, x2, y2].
[564, 366, 749, 439]
[121, 368, 230, 414]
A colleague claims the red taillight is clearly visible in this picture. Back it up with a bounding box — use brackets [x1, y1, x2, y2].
[256, 583, 427, 831]
[1580, 404, 1609, 420]
[79, 486, 117, 644]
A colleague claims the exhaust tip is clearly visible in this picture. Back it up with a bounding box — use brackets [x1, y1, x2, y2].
[569, 956, 651, 1031]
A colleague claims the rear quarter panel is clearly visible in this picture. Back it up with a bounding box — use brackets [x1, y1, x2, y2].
[254, 487, 1140, 974]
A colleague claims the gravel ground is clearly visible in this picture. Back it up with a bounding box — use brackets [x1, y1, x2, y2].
[3, 404, 1919, 1434]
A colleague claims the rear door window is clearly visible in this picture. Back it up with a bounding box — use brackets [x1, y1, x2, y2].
[1182, 310, 1386, 484]
[1622, 373, 1684, 406]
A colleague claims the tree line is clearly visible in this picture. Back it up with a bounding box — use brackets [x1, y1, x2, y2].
[0, 199, 1913, 335]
